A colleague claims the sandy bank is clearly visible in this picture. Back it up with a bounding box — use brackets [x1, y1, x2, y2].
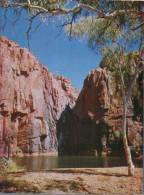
[0, 167, 143, 195]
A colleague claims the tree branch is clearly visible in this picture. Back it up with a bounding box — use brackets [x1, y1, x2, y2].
[131, 22, 144, 31]
[26, 11, 45, 50]
[2, 1, 143, 18]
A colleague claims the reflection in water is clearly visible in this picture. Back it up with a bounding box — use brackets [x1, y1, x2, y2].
[14, 156, 59, 171]
[13, 156, 141, 171]
[103, 156, 108, 167]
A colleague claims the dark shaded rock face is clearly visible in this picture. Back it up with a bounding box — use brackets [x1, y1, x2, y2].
[0, 36, 78, 156]
[132, 72, 143, 122]
[58, 68, 142, 156]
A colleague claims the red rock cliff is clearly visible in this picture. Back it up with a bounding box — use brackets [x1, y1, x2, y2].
[58, 68, 142, 156]
[0, 36, 78, 156]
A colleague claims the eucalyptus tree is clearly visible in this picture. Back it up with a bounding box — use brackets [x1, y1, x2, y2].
[63, 1, 144, 176]
[0, 0, 143, 176]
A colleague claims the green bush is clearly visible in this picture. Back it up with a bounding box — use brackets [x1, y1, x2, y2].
[113, 130, 121, 139]
[0, 157, 24, 176]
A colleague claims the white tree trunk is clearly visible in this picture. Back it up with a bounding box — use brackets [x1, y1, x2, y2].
[122, 101, 134, 176]
[118, 58, 144, 176]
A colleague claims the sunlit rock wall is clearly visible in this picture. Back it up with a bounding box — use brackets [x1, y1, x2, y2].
[0, 36, 78, 156]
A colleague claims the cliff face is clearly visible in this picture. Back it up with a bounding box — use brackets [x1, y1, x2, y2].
[0, 37, 142, 157]
[58, 68, 142, 156]
[0, 36, 78, 156]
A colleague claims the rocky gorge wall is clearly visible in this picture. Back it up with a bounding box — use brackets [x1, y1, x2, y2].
[0, 36, 142, 157]
[58, 68, 143, 156]
[0, 36, 78, 156]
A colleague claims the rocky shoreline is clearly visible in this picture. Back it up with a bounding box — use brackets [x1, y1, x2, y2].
[0, 167, 143, 194]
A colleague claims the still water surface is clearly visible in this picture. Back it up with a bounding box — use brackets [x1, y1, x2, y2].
[13, 156, 142, 171]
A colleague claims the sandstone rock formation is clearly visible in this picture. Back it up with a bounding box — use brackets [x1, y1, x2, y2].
[0, 36, 78, 156]
[58, 68, 142, 156]
[0, 36, 142, 158]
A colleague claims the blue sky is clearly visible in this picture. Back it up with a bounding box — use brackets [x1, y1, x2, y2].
[0, 9, 101, 89]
